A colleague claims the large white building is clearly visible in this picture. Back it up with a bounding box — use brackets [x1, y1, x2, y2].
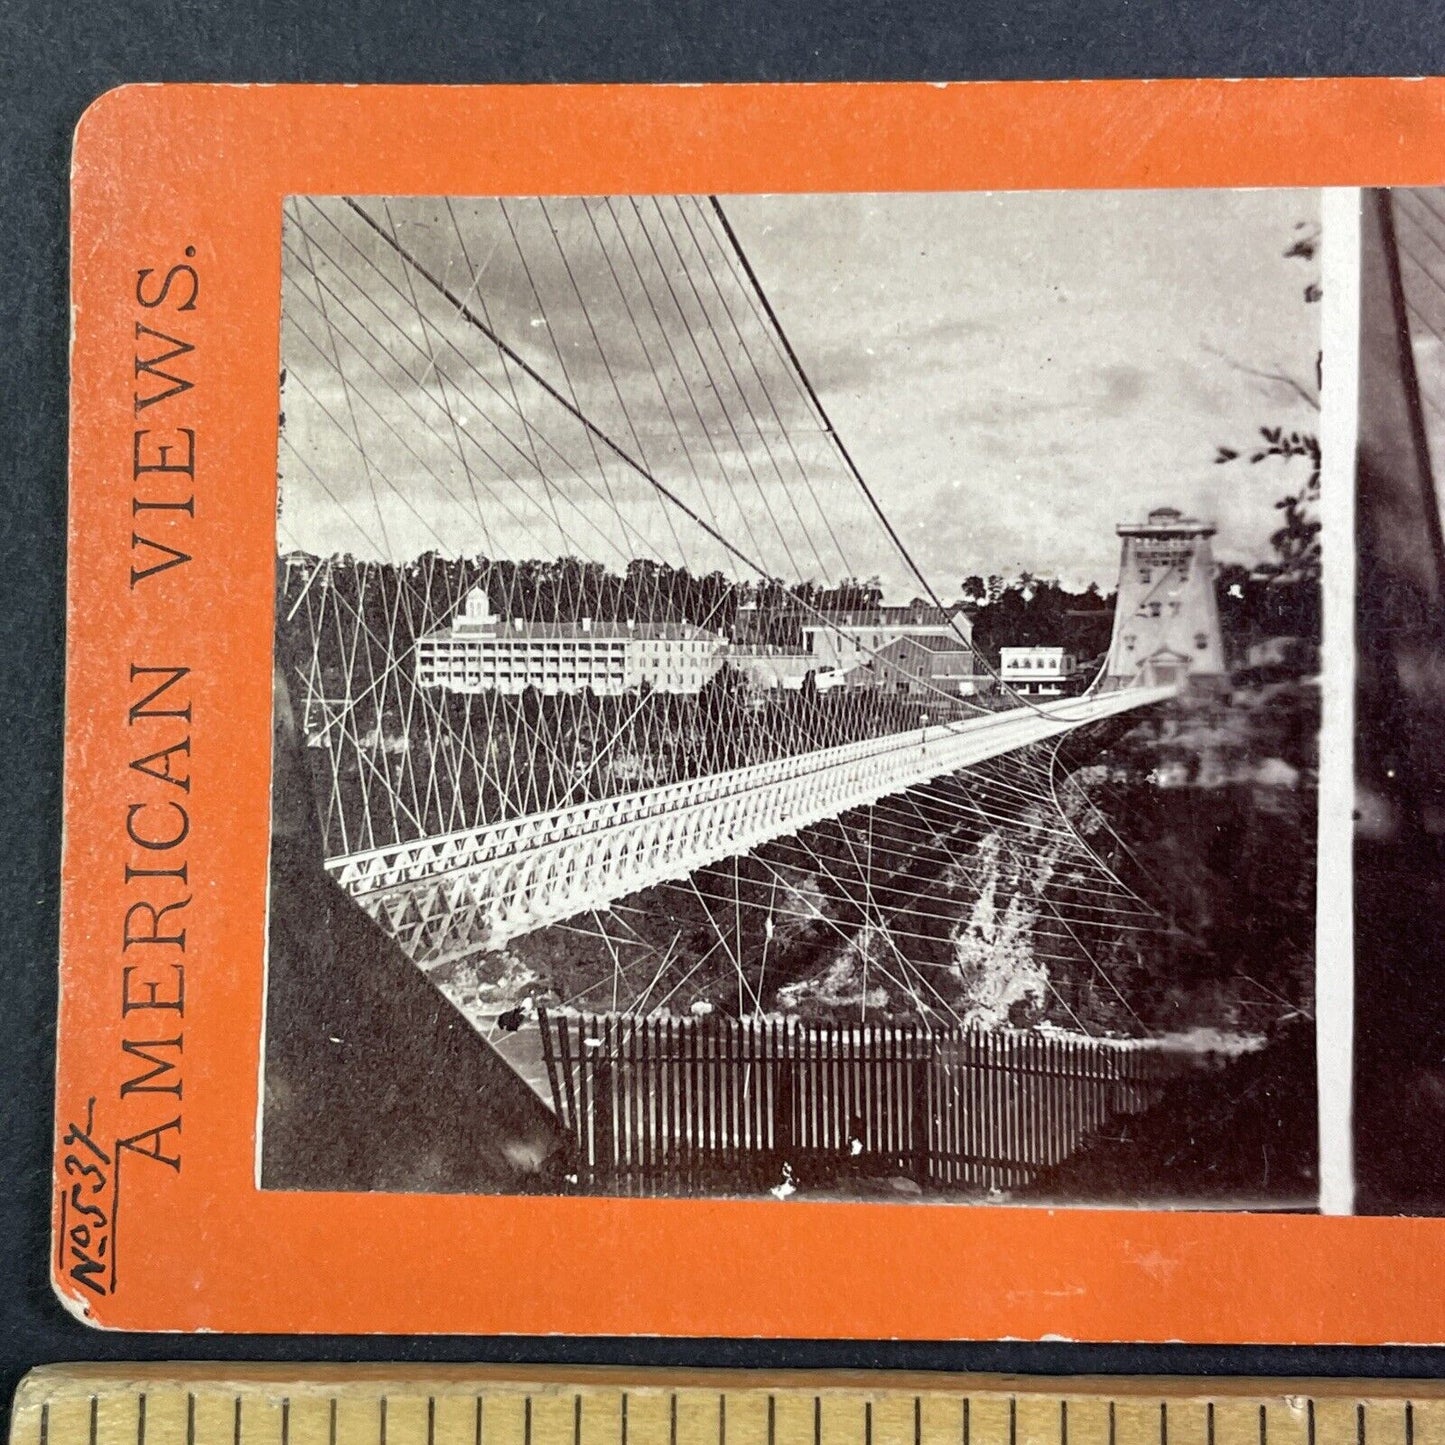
[415, 589, 724, 697]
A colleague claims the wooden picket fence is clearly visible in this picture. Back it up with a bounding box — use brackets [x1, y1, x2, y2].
[537, 1010, 1188, 1196]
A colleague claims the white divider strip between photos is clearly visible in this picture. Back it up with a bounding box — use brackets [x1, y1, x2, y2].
[1317, 185, 1361, 1217]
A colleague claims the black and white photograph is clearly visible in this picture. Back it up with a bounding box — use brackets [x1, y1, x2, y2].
[1352, 188, 1445, 1215]
[262, 189, 1324, 1208]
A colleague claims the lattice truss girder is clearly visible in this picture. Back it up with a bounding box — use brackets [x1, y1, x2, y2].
[331, 684, 1169, 941]
[365, 728, 1185, 1036]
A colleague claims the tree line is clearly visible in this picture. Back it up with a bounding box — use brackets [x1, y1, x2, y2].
[282, 498, 1319, 679]
[280, 551, 899, 646]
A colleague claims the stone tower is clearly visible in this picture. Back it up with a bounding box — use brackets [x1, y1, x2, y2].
[1101, 507, 1226, 690]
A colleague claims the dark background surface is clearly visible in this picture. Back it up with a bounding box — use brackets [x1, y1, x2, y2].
[7, 0, 1445, 1414]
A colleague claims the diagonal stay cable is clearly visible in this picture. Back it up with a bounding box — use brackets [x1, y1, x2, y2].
[341, 195, 998, 724]
[707, 195, 1138, 723]
[343, 196, 770, 580]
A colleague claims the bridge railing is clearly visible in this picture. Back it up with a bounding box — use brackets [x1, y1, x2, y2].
[537, 1009, 1191, 1197]
[328, 685, 1174, 905]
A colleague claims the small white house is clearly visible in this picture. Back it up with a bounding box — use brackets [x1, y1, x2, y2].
[999, 645, 1079, 697]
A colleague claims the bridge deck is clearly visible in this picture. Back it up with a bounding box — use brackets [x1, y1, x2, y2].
[327, 685, 1173, 962]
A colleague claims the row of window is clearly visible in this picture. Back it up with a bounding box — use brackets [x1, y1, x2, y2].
[420, 656, 714, 672]
[420, 664, 713, 682]
[1119, 633, 1212, 652]
[1135, 599, 1185, 618]
[419, 640, 629, 654]
[419, 678, 708, 695]
[420, 667, 626, 680]
[419, 639, 713, 656]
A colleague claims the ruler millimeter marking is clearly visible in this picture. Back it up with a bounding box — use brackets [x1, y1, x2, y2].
[9, 1371, 1443, 1445]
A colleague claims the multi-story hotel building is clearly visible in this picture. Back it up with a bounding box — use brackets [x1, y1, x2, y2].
[416, 589, 725, 697]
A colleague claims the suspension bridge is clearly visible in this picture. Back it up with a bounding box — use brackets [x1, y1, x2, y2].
[275, 192, 1199, 1042]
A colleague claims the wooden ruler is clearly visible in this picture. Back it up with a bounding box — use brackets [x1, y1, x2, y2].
[7, 1369, 1442, 1445]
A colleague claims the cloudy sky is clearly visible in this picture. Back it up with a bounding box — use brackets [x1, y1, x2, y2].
[280, 188, 1321, 596]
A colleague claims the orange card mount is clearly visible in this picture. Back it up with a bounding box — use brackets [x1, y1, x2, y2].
[54, 79, 1434, 1339]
